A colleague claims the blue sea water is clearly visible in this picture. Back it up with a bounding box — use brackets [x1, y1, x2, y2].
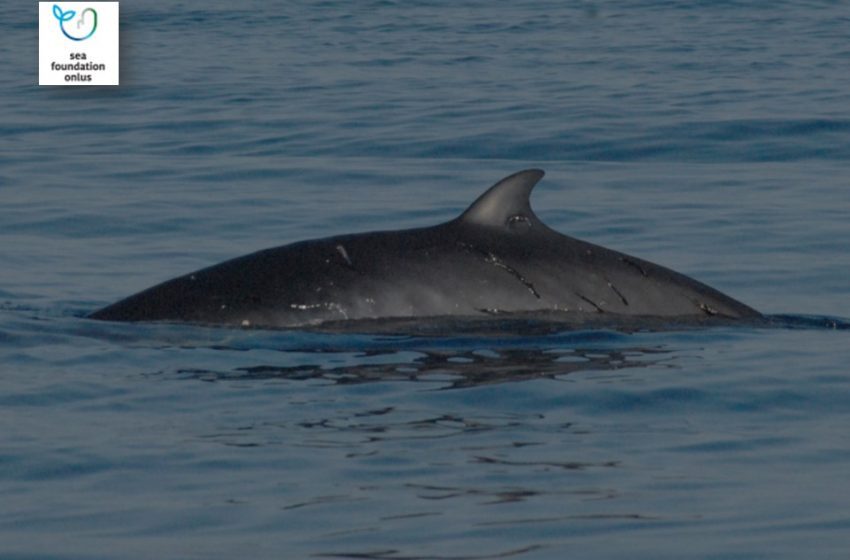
[2, 1, 850, 558]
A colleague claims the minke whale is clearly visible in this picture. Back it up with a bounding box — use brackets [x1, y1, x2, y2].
[89, 170, 760, 330]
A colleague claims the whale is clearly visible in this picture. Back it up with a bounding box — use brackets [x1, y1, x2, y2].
[89, 169, 761, 330]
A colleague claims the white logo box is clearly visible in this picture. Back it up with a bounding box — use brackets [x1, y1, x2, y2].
[39, 2, 120, 86]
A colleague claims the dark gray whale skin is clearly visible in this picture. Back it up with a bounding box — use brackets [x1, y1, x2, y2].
[89, 170, 760, 329]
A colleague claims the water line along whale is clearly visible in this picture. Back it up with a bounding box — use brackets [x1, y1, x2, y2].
[89, 170, 760, 329]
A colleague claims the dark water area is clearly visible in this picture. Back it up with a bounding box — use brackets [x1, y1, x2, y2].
[2, 1, 850, 558]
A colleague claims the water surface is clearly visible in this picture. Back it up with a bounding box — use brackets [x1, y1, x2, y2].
[2, 2, 850, 558]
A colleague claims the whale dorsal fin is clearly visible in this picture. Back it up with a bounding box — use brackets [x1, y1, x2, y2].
[458, 169, 545, 228]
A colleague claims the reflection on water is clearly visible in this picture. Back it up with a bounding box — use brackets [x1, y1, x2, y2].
[163, 340, 669, 560]
[10, 309, 847, 560]
[313, 545, 547, 559]
[176, 346, 672, 388]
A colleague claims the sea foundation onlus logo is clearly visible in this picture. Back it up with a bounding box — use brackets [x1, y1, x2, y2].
[39, 2, 119, 86]
[52, 4, 98, 41]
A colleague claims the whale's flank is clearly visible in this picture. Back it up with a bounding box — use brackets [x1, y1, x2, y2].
[89, 170, 760, 329]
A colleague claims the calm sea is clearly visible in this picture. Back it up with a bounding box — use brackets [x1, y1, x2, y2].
[2, 1, 850, 558]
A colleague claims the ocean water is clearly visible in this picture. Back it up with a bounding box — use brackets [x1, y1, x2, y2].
[2, 1, 850, 558]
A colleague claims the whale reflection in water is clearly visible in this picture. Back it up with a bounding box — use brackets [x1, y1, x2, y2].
[174, 345, 672, 389]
